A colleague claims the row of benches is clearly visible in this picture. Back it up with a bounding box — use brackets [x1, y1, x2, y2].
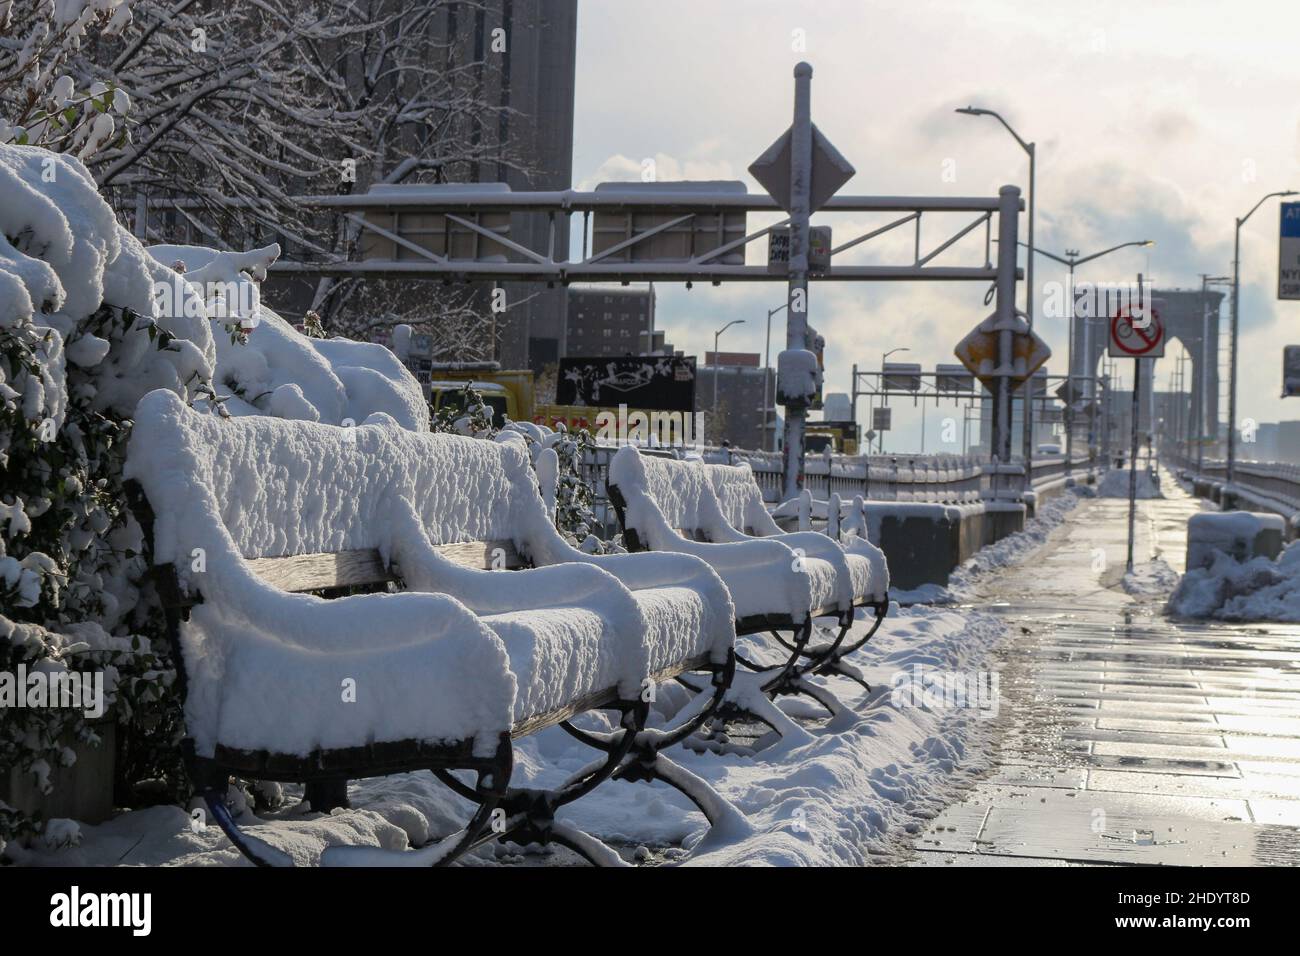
[123, 390, 889, 866]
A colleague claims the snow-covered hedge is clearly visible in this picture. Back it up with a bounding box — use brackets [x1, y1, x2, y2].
[0, 141, 425, 845]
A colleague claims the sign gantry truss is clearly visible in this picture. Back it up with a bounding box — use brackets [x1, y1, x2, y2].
[272, 188, 1019, 285]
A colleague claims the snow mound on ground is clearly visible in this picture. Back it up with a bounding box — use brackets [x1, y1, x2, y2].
[1098, 465, 1163, 499]
[947, 489, 1085, 593]
[1168, 540, 1300, 621]
[1123, 558, 1180, 598]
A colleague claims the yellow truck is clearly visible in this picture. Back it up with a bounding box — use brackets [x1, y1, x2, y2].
[427, 365, 637, 434]
[805, 421, 861, 455]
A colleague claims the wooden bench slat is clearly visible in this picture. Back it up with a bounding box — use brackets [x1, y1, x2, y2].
[242, 540, 524, 593]
[245, 549, 391, 593]
[431, 539, 523, 570]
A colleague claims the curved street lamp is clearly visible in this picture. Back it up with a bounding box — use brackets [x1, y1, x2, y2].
[712, 319, 747, 439]
[957, 105, 1036, 467]
[1227, 190, 1298, 484]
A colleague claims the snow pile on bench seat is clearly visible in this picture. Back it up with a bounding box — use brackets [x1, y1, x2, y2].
[125, 391, 728, 746]
[715, 464, 890, 602]
[125, 390, 521, 756]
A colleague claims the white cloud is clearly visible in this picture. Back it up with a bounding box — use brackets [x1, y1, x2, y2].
[572, 0, 1300, 447]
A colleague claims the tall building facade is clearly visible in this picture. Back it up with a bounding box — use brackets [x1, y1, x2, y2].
[566, 286, 658, 357]
[698, 356, 773, 450]
[433, 0, 578, 371]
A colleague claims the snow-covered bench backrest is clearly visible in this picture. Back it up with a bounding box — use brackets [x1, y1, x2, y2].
[128, 390, 544, 569]
[607, 447, 736, 548]
[707, 462, 783, 537]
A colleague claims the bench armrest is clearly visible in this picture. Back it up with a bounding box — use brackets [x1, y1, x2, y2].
[653, 534, 814, 622]
[185, 554, 519, 758]
[389, 499, 635, 618]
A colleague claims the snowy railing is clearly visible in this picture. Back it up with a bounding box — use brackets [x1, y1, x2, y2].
[579, 445, 1090, 536]
[1176, 455, 1300, 515]
[709, 449, 996, 505]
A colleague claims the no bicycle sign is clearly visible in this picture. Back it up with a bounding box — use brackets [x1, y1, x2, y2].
[1109, 304, 1165, 359]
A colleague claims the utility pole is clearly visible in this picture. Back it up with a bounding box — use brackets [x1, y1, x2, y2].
[990, 185, 1022, 464]
[780, 63, 814, 501]
[712, 319, 745, 443]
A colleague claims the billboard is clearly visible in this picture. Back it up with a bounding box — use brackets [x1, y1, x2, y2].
[1281, 202, 1300, 300]
[556, 356, 696, 412]
[935, 363, 974, 393]
[882, 362, 922, 392]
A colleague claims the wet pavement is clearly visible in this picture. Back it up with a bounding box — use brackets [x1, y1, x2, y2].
[909, 474, 1300, 866]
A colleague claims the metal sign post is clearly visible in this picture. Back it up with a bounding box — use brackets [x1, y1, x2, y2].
[783, 63, 814, 500]
[1127, 354, 1141, 573]
[1108, 273, 1165, 573]
[749, 62, 855, 500]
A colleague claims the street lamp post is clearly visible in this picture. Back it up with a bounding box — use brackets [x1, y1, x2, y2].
[712, 318, 746, 442]
[762, 303, 788, 452]
[1025, 240, 1154, 475]
[1197, 274, 1232, 476]
[1228, 190, 1297, 487]
[958, 106, 1035, 469]
[879, 346, 909, 453]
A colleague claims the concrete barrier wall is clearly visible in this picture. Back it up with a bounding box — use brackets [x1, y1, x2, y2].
[866, 501, 1027, 590]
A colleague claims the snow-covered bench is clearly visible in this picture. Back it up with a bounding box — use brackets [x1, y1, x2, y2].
[706, 461, 890, 691]
[607, 446, 884, 710]
[124, 390, 737, 867]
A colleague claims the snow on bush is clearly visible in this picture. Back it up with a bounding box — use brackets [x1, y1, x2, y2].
[1, 143, 210, 844]
[0, 1, 135, 157]
[150, 243, 428, 430]
[0, 140, 425, 845]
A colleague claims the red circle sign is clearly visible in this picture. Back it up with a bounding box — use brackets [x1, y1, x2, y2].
[1110, 306, 1163, 357]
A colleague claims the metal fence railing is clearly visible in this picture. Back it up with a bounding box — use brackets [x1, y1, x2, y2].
[1172, 453, 1300, 516]
[579, 444, 1091, 528]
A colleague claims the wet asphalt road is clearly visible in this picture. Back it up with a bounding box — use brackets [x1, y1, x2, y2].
[909, 475, 1300, 866]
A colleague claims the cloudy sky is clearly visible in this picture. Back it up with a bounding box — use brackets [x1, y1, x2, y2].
[571, 0, 1299, 452]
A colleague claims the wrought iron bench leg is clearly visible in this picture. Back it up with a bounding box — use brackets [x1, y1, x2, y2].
[201, 785, 295, 868]
[304, 778, 349, 813]
[473, 698, 650, 866]
[560, 654, 751, 846]
[809, 599, 889, 688]
[194, 736, 514, 868]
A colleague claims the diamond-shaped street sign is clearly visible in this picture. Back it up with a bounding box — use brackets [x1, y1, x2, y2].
[953, 312, 1051, 394]
[749, 124, 855, 214]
